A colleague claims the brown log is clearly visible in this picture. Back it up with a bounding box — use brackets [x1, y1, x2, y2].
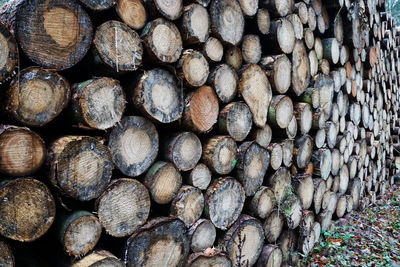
[0, 21, 18, 84]
[224, 45, 242, 70]
[0, 239, 14, 267]
[116, 0, 147, 30]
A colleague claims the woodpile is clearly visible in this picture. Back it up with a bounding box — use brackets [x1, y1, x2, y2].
[0, 0, 398, 266]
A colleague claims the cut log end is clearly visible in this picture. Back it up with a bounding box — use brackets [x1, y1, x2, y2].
[171, 186, 204, 227]
[116, 0, 147, 30]
[202, 136, 237, 175]
[189, 219, 216, 252]
[0, 22, 18, 84]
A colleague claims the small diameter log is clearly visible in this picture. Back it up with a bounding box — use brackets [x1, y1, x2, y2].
[144, 161, 182, 204]
[203, 37, 224, 62]
[204, 177, 245, 230]
[257, 8, 271, 34]
[225, 45, 242, 70]
[96, 178, 150, 237]
[288, 14, 303, 40]
[202, 136, 237, 175]
[347, 178, 361, 210]
[312, 148, 332, 180]
[239, 64, 272, 127]
[124, 218, 189, 267]
[5, 67, 70, 126]
[0, 239, 14, 267]
[313, 178, 326, 214]
[145, 0, 182, 20]
[267, 167, 291, 202]
[0, 22, 18, 84]
[315, 129, 326, 149]
[177, 50, 209, 87]
[236, 142, 270, 196]
[256, 244, 282, 267]
[0, 178, 55, 242]
[0, 126, 45, 177]
[322, 38, 340, 64]
[164, 132, 202, 171]
[132, 68, 184, 123]
[48, 136, 113, 201]
[286, 116, 298, 139]
[188, 219, 216, 252]
[242, 34, 262, 64]
[308, 6, 317, 31]
[108, 116, 158, 177]
[210, 0, 244, 45]
[281, 139, 294, 167]
[182, 86, 219, 133]
[318, 59, 330, 75]
[292, 40, 310, 96]
[298, 230, 315, 255]
[294, 102, 313, 134]
[331, 149, 340, 176]
[336, 194, 347, 218]
[219, 102, 252, 142]
[186, 163, 212, 190]
[73, 250, 124, 267]
[268, 18, 295, 54]
[304, 28, 314, 50]
[264, 210, 284, 243]
[14, 0, 92, 70]
[339, 165, 349, 194]
[293, 174, 314, 209]
[268, 95, 294, 129]
[56, 211, 101, 257]
[294, 134, 313, 169]
[313, 221, 321, 243]
[309, 50, 319, 77]
[71, 77, 126, 130]
[93, 20, 142, 72]
[318, 210, 332, 231]
[141, 18, 182, 63]
[188, 250, 232, 267]
[208, 64, 238, 103]
[249, 186, 275, 219]
[252, 124, 272, 148]
[223, 215, 264, 267]
[79, 0, 114, 10]
[116, 0, 147, 30]
[282, 193, 303, 229]
[181, 4, 209, 44]
[267, 143, 283, 170]
[260, 54, 291, 94]
[295, 2, 308, 24]
[298, 210, 314, 237]
[261, 0, 293, 17]
[239, 0, 258, 17]
[171, 186, 204, 227]
[278, 230, 297, 264]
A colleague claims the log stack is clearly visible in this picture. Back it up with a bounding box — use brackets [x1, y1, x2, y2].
[0, 0, 398, 266]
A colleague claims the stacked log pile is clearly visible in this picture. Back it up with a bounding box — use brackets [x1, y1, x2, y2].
[0, 0, 398, 266]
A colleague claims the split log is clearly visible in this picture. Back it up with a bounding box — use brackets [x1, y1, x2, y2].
[204, 177, 245, 230]
[202, 136, 237, 175]
[236, 141, 270, 196]
[71, 77, 126, 130]
[186, 163, 212, 190]
[256, 244, 282, 267]
[188, 219, 216, 252]
[171, 186, 204, 227]
[0, 178, 55, 242]
[144, 161, 182, 204]
[5, 67, 70, 126]
[164, 132, 202, 171]
[93, 20, 142, 72]
[96, 178, 150, 237]
[208, 64, 238, 103]
[131, 68, 184, 123]
[108, 116, 158, 177]
[0, 21, 18, 84]
[187, 250, 232, 267]
[260, 54, 291, 94]
[249, 186, 275, 219]
[116, 0, 147, 30]
[218, 102, 252, 141]
[0, 126, 45, 177]
[124, 218, 190, 267]
[13, 0, 92, 70]
[73, 250, 124, 267]
[48, 136, 113, 201]
[182, 86, 219, 133]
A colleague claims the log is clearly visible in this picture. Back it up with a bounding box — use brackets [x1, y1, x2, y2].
[210, 0, 244, 45]
[268, 95, 294, 129]
[208, 64, 238, 103]
[131, 68, 184, 123]
[336, 194, 347, 218]
[288, 14, 304, 40]
[249, 186, 275, 219]
[108, 116, 158, 177]
[124, 218, 190, 267]
[256, 244, 283, 267]
[55, 210, 101, 256]
[260, 54, 292, 94]
[277, 230, 297, 264]
[293, 174, 314, 209]
[268, 18, 295, 54]
[73, 250, 124, 267]
[0, 126, 45, 177]
[313, 178, 326, 214]
[181, 4, 209, 44]
[242, 34, 262, 64]
[252, 124, 272, 148]
[141, 18, 182, 63]
[164, 132, 202, 171]
[48, 136, 113, 201]
[145, 0, 182, 20]
[261, 0, 293, 17]
[204, 177, 245, 230]
[239, 64, 272, 127]
[267, 142, 283, 170]
[171, 185, 204, 227]
[93, 20, 142, 72]
[144, 161, 182, 204]
[79, 0, 114, 10]
[281, 193, 303, 229]
[312, 148, 332, 180]
[218, 102, 252, 141]
[0, 178, 55, 242]
[202, 136, 237, 175]
[294, 134, 313, 169]
[203, 37, 224, 62]
[187, 250, 232, 267]
[96, 178, 150, 237]
[238, 0, 258, 17]
[223, 215, 264, 267]
[182, 86, 219, 133]
[186, 163, 212, 190]
[267, 167, 291, 202]
[0, 239, 14, 267]
[294, 102, 313, 134]
[177, 49, 209, 87]
[116, 0, 147, 30]
[282, 139, 294, 167]
[71, 77, 126, 130]
[257, 8, 271, 34]
[236, 141, 270, 196]
[188, 219, 216, 252]
[292, 40, 310, 96]
[225, 45, 242, 70]
[264, 210, 284, 243]
[5, 67, 70, 126]
[0, 21, 17, 84]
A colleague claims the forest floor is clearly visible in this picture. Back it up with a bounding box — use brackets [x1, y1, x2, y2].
[304, 183, 400, 266]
